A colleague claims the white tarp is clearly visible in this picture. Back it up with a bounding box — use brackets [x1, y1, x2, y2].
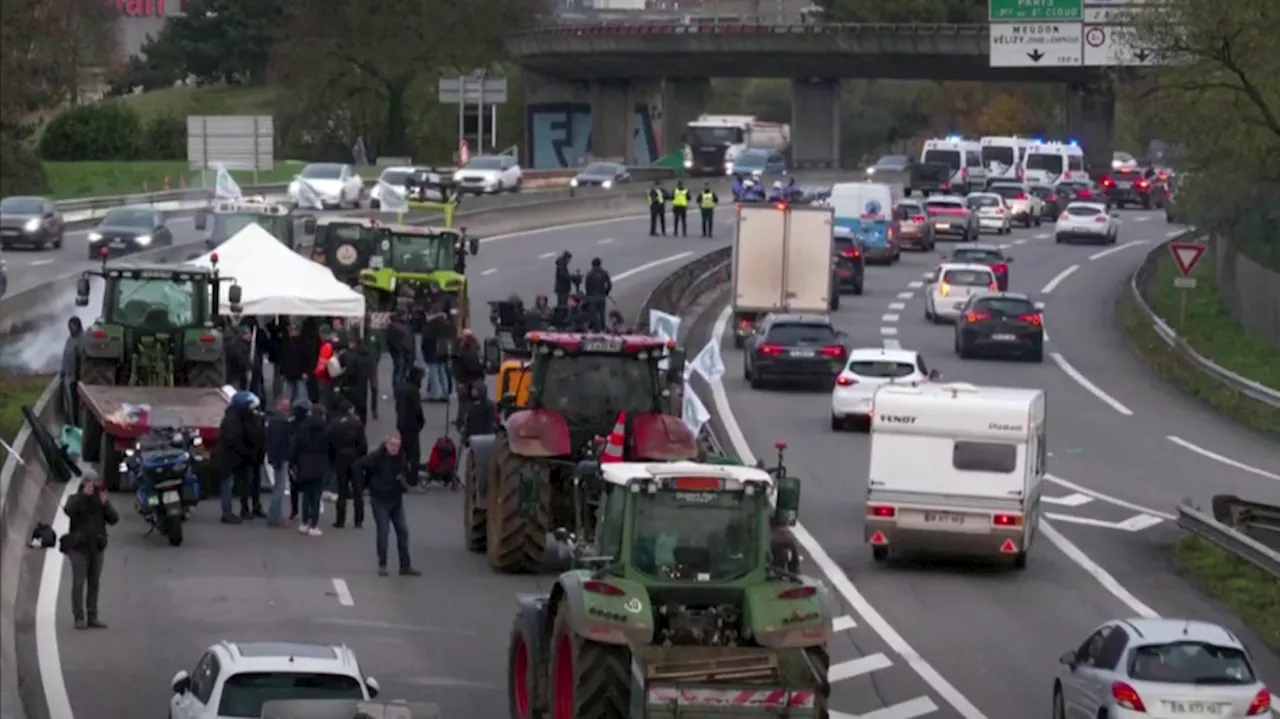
[377, 179, 409, 213]
[689, 339, 725, 384]
[294, 176, 325, 210]
[649, 309, 681, 371]
[682, 385, 710, 435]
[213, 165, 244, 200]
[189, 224, 365, 317]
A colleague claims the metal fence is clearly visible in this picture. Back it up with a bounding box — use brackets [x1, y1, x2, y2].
[1210, 234, 1280, 350]
[1177, 496, 1280, 580]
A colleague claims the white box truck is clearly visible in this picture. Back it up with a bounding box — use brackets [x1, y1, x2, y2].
[863, 382, 1046, 569]
[731, 203, 837, 348]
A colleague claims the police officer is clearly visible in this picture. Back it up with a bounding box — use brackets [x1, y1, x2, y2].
[671, 181, 690, 236]
[648, 181, 667, 236]
[698, 184, 719, 238]
[583, 258, 612, 330]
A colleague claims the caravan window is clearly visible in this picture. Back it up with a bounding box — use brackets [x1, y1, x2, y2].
[953, 441, 1017, 473]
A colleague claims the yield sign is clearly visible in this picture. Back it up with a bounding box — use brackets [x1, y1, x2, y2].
[1169, 242, 1206, 277]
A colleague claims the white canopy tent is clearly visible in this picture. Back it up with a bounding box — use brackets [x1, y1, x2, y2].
[189, 224, 365, 317]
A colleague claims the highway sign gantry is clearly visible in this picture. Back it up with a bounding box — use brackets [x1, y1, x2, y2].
[1082, 23, 1158, 65]
[990, 0, 1083, 21]
[1169, 241, 1206, 276]
[989, 23, 1084, 66]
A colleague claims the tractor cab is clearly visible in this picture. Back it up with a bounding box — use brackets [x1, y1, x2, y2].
[306, 216, 382, 286]
[358, 224, 479, 331]
[195, 199, 302, 250]
[73, 255, 243, 387]
[484, 298, 534, 406]
[259, 700, 441, 719]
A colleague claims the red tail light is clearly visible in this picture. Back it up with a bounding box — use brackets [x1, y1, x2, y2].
[1014, 192, 1027, 199]
[835, 375, 856, 386]
[1046, 194, 1057, 203]
[939, 181, 949, 189]
[583, 580, 624, 596]
[1018, 313, 1042, 327]
[198, 333, 216, 342]
[987, 282, 999, 292]
[1157, 172, 1168, 181]
[841, 248, 861, 259]
[992, 513, 1023, 526]
[992, 263, 1008, 275]
[911, 214, 926, 223]
[673, 477, 723, 491]
[821, 345, 846, 358]
[1078, 190, 1093, 198]
[778, 586, 817, 599]
[1137, 180, 1150, 189]
[1101, 178, 1115, 188]
[1111, 681, 1146, 712]
[1246, 687, 1271, 715]
[1094, 216, 1108, 223]
[867, 505, 896, 518]
[965, 311, 991, 323]
[759, 344, 784, 356]
[91, 330, 108, 339]
[739, 318, 753, 329]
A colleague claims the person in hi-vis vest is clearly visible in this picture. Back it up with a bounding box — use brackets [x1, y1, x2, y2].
[671, 181, 690, 237]
[698, 184, 719, 238]
[648, 181, 667, 236]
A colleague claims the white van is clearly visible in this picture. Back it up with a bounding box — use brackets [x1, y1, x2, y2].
[1023, 141, 1085, 185]
[979, 136, 1028, 184]
[916, 138, 987, 195]
[864, 382, 1045, 568]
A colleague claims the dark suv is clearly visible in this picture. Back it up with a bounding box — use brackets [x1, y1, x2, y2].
[1101, 167, 1154, 209]
[833, 236, 865, 295]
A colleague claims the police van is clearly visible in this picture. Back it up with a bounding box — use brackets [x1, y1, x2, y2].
[1023, 140, 1085, 185]
[913, 137, 986, 196]
[979, 136, 1028, 184]
[863, 382, 1045, 569]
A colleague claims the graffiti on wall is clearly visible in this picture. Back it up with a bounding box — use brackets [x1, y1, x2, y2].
[526, 103, 662, 169]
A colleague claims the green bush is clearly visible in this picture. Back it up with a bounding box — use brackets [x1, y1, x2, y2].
[144, 113, 187, 160]
[39, 104, 143, 161]
[0, 131, 49, 195]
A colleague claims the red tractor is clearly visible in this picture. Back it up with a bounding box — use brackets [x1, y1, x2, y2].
[465, 331, 695, 573]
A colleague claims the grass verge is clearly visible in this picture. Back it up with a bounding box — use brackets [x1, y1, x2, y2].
[1170, 535, 1280, 652]
[43, 161, 303, 200]
[0, 372, 54, 447]
[113, 85, 276, 121]
[1116, 249, 1280, 437]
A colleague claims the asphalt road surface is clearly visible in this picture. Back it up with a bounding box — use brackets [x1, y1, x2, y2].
[26, 208, 740, 719]
[690, 208, 1280, 717]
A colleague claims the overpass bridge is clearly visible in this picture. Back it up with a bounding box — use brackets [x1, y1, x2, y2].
[507, 21, 1116, 171]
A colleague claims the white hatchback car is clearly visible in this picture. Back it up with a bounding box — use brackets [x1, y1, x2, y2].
[965, 193, 1011, 234]
[831, 347, 939, 431]
[169, 641, 379, 719]
[988, 181, 1044, 227]
[453, 155, 523, 194]
[1056, 202, 1119, 245]
[924, 263, 999, 323]
[288, 163, 364, 209]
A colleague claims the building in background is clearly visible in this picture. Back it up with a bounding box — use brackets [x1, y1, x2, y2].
[110, 0, 188, 59]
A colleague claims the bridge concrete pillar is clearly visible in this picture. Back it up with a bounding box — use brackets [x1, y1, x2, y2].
[591, 80, 634, 163]
[1066, 82, 1116, 177]
[661, 78, 712, 158]
[523, 71, 594, 169]
[790, 78, 842, 170]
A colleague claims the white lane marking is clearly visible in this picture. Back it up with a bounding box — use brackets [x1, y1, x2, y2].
[331, 578, 355, 606]
[1042, 492, 1092, 507]
[1012, 238, 1027, 245]
[597, 237, 615, 244]
[998, 243, 1012, 249]
[1043, 522, 1280, 714]
[1135, 215, 1149, 222]
[833, 615, 858, 633]
[838, 697, 941, 719]
[829, 654, 893, 682]
[1050, 352, 1134, 415]
[1045, 474, 1177, 521]
[482, 215, 646, 244]
[907, 280, 924, 289]
[537, 251, 557, 259]
[38, 478, 78, 719]
[1040, 264, 1079, 294]
[897, 292, 914, 300]
[27, 258, 55, 267]
[480, 268, 497, 276]
[1117, 514, 1165, 531]
[888, 302, 906, 311]
[1166, 436, 1280, 482]
[1035, 233, 1050, 239]
[1044, 513, 1162, 532]
[1164, 229, 1184, 238]
[880, 326, 898, 336]
[883, 338, 902, 349]
[711, 305, 987, 719]
[612, 252, 694, 282]
[1088, 240, 1147, 261]
[881, 314, 900, 323]
[920, 271, 933, 279]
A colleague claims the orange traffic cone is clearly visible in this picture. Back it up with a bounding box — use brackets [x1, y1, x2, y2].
[600, 412, 626, 463]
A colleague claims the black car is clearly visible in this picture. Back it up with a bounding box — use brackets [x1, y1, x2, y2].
[87, 207, 174, 259]
[865, 154, 910, 180]
[571, 162, 631, 189]
[743, 313, 848, 389]
[1029, 184, 1061, 219]
[0, 195, 64, 250]
[833, 235, 865, 295]
[0, 250, 7, 298]
[947, 243, 1012, 291]
[1100, 167, 1153, 209]
[1053, 180, 1102, 207]
[954, 292, 1043, 362]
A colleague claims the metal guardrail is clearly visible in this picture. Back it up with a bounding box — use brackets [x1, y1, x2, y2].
[1177, 496, 1280, 579]
[520, 21, 992, 36]
[1128, 235, 1280, 408]
[636, 247, 732, 332]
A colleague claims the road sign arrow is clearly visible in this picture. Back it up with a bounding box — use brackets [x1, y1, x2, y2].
[1169, 242, 1206, 276]
[1134, 48, 1151, 62]
[1027, 49, 1045, 62]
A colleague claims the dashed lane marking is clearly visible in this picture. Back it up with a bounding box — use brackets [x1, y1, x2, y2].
[880, 326, 898, 336]
[1034, 233, 1050, 239]
[538, 251, 556, 259]
[833, 615, 858, 633]
[830, 654, 894, 682]
[331, 578, 355, 606]
[907, 280, 924, 289]
[897, 291, 914, 300]
[480, 268, 497, 276]
[882, 314, 900, 323]
[597, 237, 614, 244]
[883, 338, 902, 349]
[888, 302, 905, 311]
[1042, 492, 1092, 507]
[1164, 229, 1184, 238]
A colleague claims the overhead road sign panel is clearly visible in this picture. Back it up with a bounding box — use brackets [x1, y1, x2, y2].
[989, 23, 1084, 67]
[990, 0, 1082, 21]
[1083, 24, 1159, 65]
[1083, 6, 1138, 22]
[1169, 242, 1206, 276]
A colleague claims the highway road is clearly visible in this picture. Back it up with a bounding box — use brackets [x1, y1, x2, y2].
[22, 203, 742, 719]
[687, 207, 1280, 717]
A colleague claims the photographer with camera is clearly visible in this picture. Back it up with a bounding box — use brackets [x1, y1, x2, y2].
[553, 251, 576, 308]
[62, 473, 118, 629]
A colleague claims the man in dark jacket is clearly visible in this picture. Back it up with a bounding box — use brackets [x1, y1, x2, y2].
[553, 251, 574, 307]
[385, 310, 414, 389]
[277, 323, 313, 404]
[290, 403, 330, 534]
[265, 396, 294, 527]
[421, 285, 454, 402]
[329, 401, 369, 528]
[354, 435, 421, 576]
[395, 366, 426, 485]
[59, 317, 83, 422]
[217, 393, 263, 524]
[63, 473, 118, 629]
[224, 324, 252, 390]
[523, 294, 554, 332]
[459, 381, 495, 441]
[287, 400, 311, 521]
[583, 257, 612, 330]
[335, 335, 378, 425]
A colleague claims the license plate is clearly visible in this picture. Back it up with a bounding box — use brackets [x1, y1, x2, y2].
[992, 333, 1016, 341]
[936, 223, 950, 229]
[111, 239, 126, 247]
[162, 490, 180, 504]
[583, 337, 624, 352]
[1, 229, 18, 236]
[923, 512, 965, 524]
[791, 349, 815, 358]
[1160, 700, 1227, 715]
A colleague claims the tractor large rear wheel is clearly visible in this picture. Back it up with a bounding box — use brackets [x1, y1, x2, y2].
[463, 446, 487, 552]
[485, 435, 550, 573]
[549, 602, 629, 719]
[185, 361, 225, 388]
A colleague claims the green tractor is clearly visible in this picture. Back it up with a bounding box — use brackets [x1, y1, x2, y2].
[194, 198, 308, 250]
[358, 223, 479, 332]
[505, 456, 832, 718]
[73, 258, 243, 387]
[306, 216, 383, 287]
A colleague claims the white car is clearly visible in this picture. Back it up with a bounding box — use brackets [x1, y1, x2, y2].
[453, 155, 522, 194]
[1053, 618, 1272, 719]
[924, 263, 999, 323]
[289, 163, 364, 209]
[1055, 202, 1118, 245]
[169, 641, 379, 719]
[368, 166, 417, 209]
[831, 348, 940, 431]
[987, 182, 1043, 227]
[965, 193, 1011, 234]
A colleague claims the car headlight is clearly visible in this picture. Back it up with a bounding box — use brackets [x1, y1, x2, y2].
[683, 159, 693, 168]
[135, 234, 152, 245]
[23, 218, 40, 232]
[288, 181, 299, 195]
[88, 232, 102, 241]
[602, 180, 612, 189]
[866, 167, 876, 175]
[570, 178, 579, 187]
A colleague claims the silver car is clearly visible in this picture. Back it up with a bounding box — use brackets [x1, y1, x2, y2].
[923, 196, 979, 242]
[1055, 202, 1119, 245]
[1053, 618, 1272, 719]
[923, 262, 998, 323]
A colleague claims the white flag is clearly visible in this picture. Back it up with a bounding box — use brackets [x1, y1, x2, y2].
[681, 385, 710, 435]
[377, 179, 409, 214]
[690, 339, 725, 384]
[648, 310, 681, 371]
[213, 165, 243, 200]
[294, 177, 325, 210]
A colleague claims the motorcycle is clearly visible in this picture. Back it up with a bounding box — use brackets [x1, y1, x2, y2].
[122, 428, 203, 546]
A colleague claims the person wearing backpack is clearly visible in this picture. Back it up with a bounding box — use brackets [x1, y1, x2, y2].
[394, 366, 426, 485]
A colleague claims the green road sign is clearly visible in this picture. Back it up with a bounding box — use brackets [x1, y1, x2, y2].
[990, 0, 1082, 21]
